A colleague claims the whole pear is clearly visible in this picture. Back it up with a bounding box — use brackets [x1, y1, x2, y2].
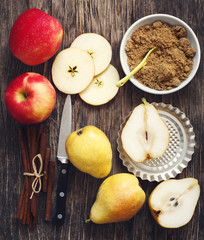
[88, 173, 146, 223]
[66, 125, 112, 178]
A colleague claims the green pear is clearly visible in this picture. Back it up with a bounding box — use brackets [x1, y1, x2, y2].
[66, 125, 112, 178]
[88, 173, 146, 223]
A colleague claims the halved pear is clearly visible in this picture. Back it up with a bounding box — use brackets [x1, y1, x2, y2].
[121, 99, 169, 162]
[51, 47, 95, 94]
[70, 33, 112, 76]
[79, 64, 119, 106]
[148, 178, 200, 228]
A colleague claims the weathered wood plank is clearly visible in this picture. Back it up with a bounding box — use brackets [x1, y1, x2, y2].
[0, 0, 203, 239]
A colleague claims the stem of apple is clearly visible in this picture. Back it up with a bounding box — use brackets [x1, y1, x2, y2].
[116, 47, 157, 87]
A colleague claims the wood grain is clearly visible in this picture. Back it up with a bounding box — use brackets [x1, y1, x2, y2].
[0, 0, 203, 239]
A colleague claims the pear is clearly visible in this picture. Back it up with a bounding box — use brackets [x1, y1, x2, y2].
[88, 173, 146, 224]
[79, 64, 120, 106]
[121, 98, 169, 162]
[65, 126, 112, 178]
[70, 33, 112, 76]
[148, 178, 200, 228]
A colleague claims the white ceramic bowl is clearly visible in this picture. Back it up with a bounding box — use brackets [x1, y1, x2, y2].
[120, 14, 201, 94]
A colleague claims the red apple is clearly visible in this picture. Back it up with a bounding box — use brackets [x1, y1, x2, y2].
[5, 72, 56, 124]
[9, 8, 63, 65]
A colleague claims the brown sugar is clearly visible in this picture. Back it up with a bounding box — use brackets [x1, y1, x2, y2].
[126, 21, 196, 90]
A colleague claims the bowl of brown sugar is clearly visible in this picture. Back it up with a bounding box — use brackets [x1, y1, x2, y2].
[120, 14, 201, 94]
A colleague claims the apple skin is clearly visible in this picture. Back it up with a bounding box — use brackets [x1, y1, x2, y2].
[9, 8, 63, 65]
[5, 72, 56, 124]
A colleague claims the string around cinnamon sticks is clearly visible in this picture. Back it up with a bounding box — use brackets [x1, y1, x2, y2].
[24, 154, 44, 199]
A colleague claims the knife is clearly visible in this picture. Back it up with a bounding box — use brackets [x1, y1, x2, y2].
[53, 95, 72, 227]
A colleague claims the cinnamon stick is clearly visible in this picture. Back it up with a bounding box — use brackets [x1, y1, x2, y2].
[16, 183, 25, 219]
[17, 128, 31, 223]
[45, 161, 55, 221]
[43, 148, 50, 192]
[39, 129, 48, 160]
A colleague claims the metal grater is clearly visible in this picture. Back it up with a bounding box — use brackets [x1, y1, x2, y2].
[117, 102, 195, 182]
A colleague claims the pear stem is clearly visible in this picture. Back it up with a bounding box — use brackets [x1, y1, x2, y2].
[141, 97, 147, 104]
[116, 47, 157, 87]
[85, 218, 91, 223]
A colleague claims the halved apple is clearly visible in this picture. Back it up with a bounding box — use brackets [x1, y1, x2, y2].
[148, 178, 200, 228]
[79, 64, 119, 106]
[121, 99, 169, 162]
[70, 33, 112, 76]
[51, 47, 95, 94]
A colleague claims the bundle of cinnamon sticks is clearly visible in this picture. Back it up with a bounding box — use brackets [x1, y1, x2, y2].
[17, 125, 55, 227]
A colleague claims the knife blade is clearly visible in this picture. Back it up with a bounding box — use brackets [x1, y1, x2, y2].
[53, 95, 72, 227]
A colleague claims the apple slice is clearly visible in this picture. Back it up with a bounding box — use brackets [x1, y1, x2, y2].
[79, 64, 119, 106]
[51, 47, 95, 94]
[70, 33, 112, 76]
[148, 178, 200, 228]
[121, 98, 169, 162]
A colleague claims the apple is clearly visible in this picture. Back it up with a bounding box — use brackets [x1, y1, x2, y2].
[52, 47, 95, 94]
[148, 178, 200, 228]
[70, 33, 112, 75]
[9, 8, 63, 65]
[65, 126, 112, 178]
[5, 72, 56, 124]
[79, 64, 120, 106]
[121, 98, 169, 162]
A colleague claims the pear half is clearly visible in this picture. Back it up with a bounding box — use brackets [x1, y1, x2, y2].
[148, 178, 200, 228]
[121, 99, 169, 162]
[70, 33, 112, 76]
[89, 173, 146, 224]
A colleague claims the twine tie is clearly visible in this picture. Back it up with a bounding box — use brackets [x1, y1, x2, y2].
[24, 154, 44, 199]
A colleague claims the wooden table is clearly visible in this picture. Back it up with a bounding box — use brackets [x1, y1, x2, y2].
[1, 0, 203, 239]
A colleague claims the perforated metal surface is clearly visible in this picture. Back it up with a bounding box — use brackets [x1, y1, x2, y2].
[117, 102, 195, 182]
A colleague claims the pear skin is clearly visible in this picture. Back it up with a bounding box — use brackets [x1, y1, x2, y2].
[89, 173, 146, 223]
[66, 125, 112, 178]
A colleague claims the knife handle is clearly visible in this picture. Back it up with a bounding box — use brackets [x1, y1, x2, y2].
[53, 162, 69, 227]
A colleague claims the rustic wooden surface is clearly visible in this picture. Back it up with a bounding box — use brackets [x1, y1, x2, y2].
[0, 0, 203, 239]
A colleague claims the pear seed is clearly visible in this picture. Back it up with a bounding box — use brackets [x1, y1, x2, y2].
[145, 131, 148, 140]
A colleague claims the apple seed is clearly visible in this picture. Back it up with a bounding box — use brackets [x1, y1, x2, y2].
[87, 50, 94, 58]
[94, 78, 103, 87]
[68, 65, 79, 77]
